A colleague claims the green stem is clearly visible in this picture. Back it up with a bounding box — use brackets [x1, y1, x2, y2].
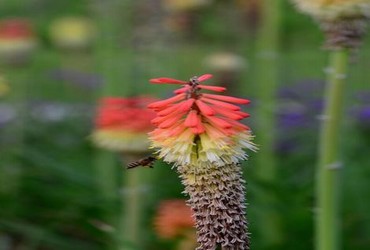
[120, 155, 146, 249]
[316, 49, 348, 250]
[177, 230, 197, 250]
[92, 1, 134, 249]
[253, 0, 283, 246]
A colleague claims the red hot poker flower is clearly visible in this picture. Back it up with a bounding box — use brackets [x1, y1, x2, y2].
[148, 74, 256, 167]
[147, 74, 257, 249]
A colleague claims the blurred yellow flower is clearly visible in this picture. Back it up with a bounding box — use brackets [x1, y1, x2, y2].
[203, 52, 247, 73]
[49, 17, 96, 50]
[293, 0, 370, 20]
[0, 76, 10, 96]
[162, 0, 211, 12]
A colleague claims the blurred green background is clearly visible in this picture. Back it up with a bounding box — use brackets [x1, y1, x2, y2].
[0, 0, 369, 249]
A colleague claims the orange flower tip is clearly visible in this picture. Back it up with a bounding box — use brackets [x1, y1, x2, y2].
[191, 122, 205, 134]
[226, 118, 250, 130]
[202, 93, 250, 104]
[191, 126, 205, 134]
[226, 112, 244, 120]
[149, 77, 187, 84]
[211, 106, 246, 120]
[151, 116, 164, 125]
[173, 86, 190, 94]
[197, 74, 213, 82]
[184, 111, 200, 127]
[148, 93, 185, 109]
[168, 125, 186, 137]
[237, 123, 250, 130]
[236, 111, 250, 118]
[180, 98, 196, 112]
[197, 84, 226, 92]
[195, 100, 215, 116]
[207, 116, 232, 129]
[158, 117, 178, 128]
[157, 104, 183, 116]
[201, 97, 241, 111]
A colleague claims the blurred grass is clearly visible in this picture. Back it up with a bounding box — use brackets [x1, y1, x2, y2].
[0, 0, 370, 249]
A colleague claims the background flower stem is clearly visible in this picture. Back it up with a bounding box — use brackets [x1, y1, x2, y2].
[93, 1, 134, 249]
[316, 48, 348, 250]
[120, 154, 148, 250]
[0, 66, 28, 216]
[252, 0, 284, 247]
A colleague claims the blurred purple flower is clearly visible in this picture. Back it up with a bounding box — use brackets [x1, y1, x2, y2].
[49, 69, 103, 90]
[277, 105, 307, 129]
[30, 102, 69, 122]
[274, 139, 300, 155]
[275, 79, 325, 154]
[351, 90, 370, 130]
[278, 79, 324, 101]
[29, 101, 93, 123]
[353, 105, 370, 128]
[277, 79, 324, 129]
[354, 91, 370, 103]
[0, 103, 17, 126]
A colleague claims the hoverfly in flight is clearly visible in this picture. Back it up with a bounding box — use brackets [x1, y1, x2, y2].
[126, 155, 157, 169]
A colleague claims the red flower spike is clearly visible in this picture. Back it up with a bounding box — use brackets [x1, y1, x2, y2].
[202, 93, 250, 104]
[147, 74, 256, 164]
[200, 97, 241, 111]
[197, 74, 213, 82]
[197, 85, 226, 92]
[150, 77, 187, 84]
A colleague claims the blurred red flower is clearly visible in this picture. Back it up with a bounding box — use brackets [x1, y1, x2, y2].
[91, 96, 157, 153]
[153, 199, 195, 239]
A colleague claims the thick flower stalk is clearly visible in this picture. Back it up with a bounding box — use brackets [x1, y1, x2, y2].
[292, 2, 370, 250]
[293, 0, 370, 49]
[148, 74, 256, 250]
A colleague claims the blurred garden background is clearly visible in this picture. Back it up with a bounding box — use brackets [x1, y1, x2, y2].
[0, 0, 369, 249]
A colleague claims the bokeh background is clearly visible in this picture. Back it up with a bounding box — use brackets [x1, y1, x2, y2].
[0, 0, 369, 249]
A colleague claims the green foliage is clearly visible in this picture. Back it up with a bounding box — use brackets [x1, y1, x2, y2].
[0, 0, 369, 249]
